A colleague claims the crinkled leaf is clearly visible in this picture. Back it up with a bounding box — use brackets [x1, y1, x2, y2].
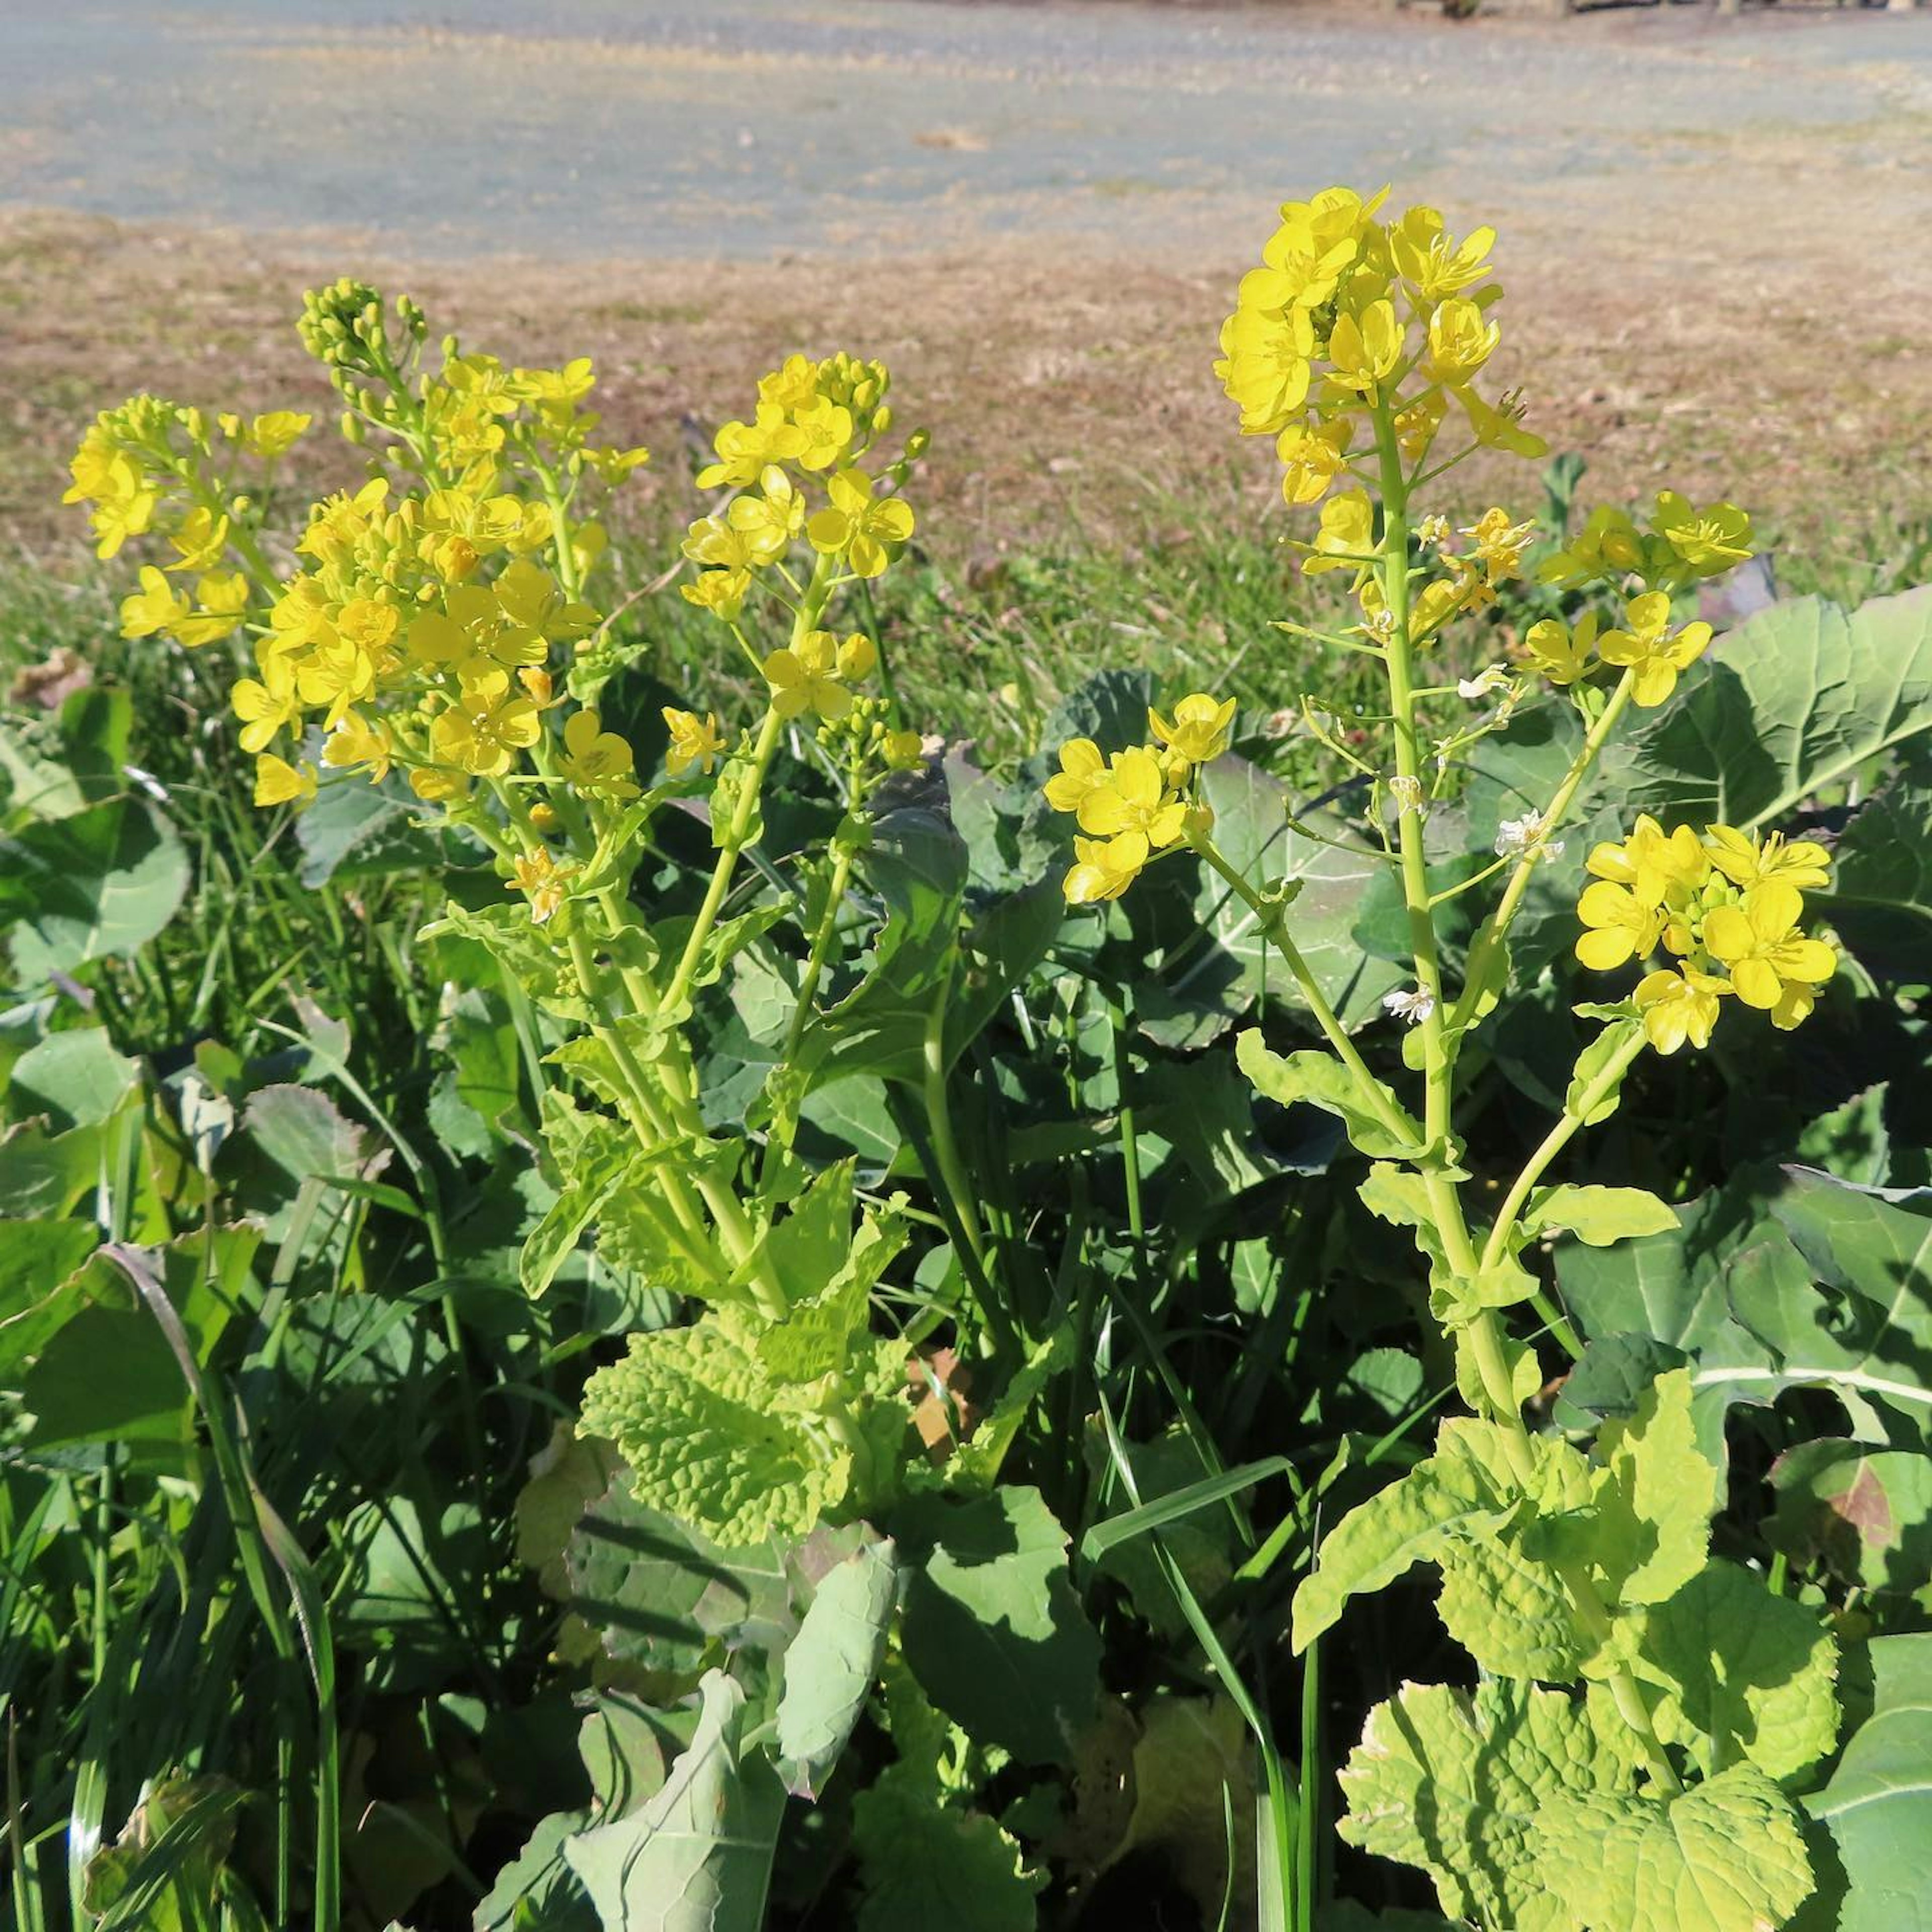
[1337, 1678, 1639, 1930]
[1535, 1762, 1813, 1932]
[1589, 1368, 1718, 1608]
[1636, 1559, 1837, 1780]
[851, 1767, 1042, 1932]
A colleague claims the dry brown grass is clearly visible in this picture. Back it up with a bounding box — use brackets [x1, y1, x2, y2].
[4, 108, 1929, 574]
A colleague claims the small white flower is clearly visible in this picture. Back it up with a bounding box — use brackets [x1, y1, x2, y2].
[1457, 665, 1510, 700]
[1389, 773, 1426, 817]
[1495, 811, 1565, 862]
[1383, 985, 1436, 1025]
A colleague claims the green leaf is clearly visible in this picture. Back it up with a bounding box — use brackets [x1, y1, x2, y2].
[851, 1766, 1043, 1932]
[1824, 760, 1932, 981]
[1292, 1418, 1551, 1653]
[473, 1809, 596, 1932]
[1769, 1440, 1932, 1595]
[1, 797, 189, 980]
[0, 1218, 101, 1382]
[565, 1471, 793, 1678]
[776, 1536, 898, 1798]
[1613, 588, 1932, 830]
[1524, 1184, 1681, 1247]
[1194, 755, 1404, 1032]
[1588, 1367, 1718, 1608]
[1535, 1762, 1814, 1932]
[1236, 1030, 1423, 1161]
[1805, 1632, 1932, 1932]
[1564, 1019, 1644, 1126]
[1636, 1559, 1837, 1780]
[1336, 1678, 1640, 1929]
[8, 1028, 138, 1133]
[897, 1485, 1100, 1767]
[563, 1670, 785, 1932]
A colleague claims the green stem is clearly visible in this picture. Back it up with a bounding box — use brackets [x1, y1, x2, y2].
[1191, 835, 1415, 1154]
[1449, 669, 1636, 1034]
[921, 957, 987, 1269]
[1479, 1027, 1647, 1274]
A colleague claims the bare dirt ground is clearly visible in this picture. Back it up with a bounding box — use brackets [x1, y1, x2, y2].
[5, 1, 1930, 565]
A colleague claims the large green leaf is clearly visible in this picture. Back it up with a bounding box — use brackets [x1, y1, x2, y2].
[1769, 1440, 1932, 1595]
[897, 1485, 1100, 1767]
[1823, 758, 1932, 980]
[1805, 1632, 1932, 1932]
[1612, 589, 1932, 828]
[562, 1671, 784, 1932]
[0, 796, 189, 979]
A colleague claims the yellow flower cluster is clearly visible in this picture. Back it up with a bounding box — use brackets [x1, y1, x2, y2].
[1215, 187, 1545, 508]
[1574, 817, 1836, 1051]
[1524, 591, 1714, 708]
[1042, 694, 1236, 904]
[1539, 493, 1755, 595]
[682, 354, 920, 619]
[233, 475, 606, 804]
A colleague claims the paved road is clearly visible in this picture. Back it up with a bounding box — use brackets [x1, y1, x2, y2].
[4, 1, 1930, 258]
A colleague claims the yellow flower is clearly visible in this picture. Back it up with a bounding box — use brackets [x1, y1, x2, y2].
[495, 559, 597, 645]
[120, 567, 192, 641]
[1522, 612, 1597, 686]
[297, 640, 381, 731]
[806, 470, 915, 578]
[696, 404, 808, 490]
[1653, 492, 1753, 576]
[791, 396, 855, 472]
[1148, 693, 1236, 767]
[1575, 880, 1664, 972]
[231, 659, 301, 754]
[174, 572, 251, 649]
[836, 632, 878, 681]
[322, 710, 393, 783]
[235, 411, 311, 459]
[1074, 746, 1187, 847]
[253, 754, 317, 809]
[410, 766, 470, 805]
[510, 848, 575, 925]
[1215, 304, 1316, 435]
[1635, 966, 1726, 1055]
[1275, 420, 1351, 505]
[764, 632, 852, 722]
[431, 686, 541, 777]
[723, 467, 805, 560]
[1063, 830, 1151, 905]
[662, 707, 726, 778]
[681, 569, 750, 621]
[1043, 738, 1108, 815]
[1596, 592, 1712, 708]
[1424, 297, 1499, 386]
[758, 354, 822, 414]
[1460, 508, 1538, 587]
[1324, 300, 1404, 399]
[560, 708, 641, 798]
[84, 456, 157, 559]
[1389, 206, 1495, 301]
[1702, 881, 1836, 1015]
[1302, 488, 1375, 577]
[1585, 814, 1709, 908]
[882, 728, 925, 770]
[1538, 506, 1646, 589]
[167, 507, 230, 573]
[1702, 824, 1831, 892]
